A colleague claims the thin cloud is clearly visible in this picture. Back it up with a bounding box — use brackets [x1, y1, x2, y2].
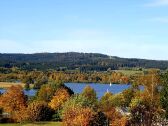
[64, 15, 93, 23]
[0, 40, 33, 53]
[0, 39, 168, 60]
[68, 29, 106, 40]
[145, 0, 168, 7]
[149, 17, 168, 23]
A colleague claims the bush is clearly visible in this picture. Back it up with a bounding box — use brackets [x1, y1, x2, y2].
[36, 84, 55, 102]
[36, 81, 73, 103]
[99, 92, 122, 125]
[81, 86, 98, 109]
[49, 88, 70, 110]
[89, 111, 108, 126]
[62, 105, 94, 126]
[61, 95, 95, 126]
[27, 101, 53, 122]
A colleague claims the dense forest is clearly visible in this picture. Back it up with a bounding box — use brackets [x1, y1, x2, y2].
[0, 52, 168, 71]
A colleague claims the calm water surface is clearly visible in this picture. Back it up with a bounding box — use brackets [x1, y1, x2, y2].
[0, 83, 137, 99]
[65, 83, 133, 98]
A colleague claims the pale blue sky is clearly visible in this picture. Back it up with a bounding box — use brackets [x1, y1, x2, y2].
[0, 0, 168, 60]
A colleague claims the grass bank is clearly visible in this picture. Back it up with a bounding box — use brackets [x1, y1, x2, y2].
[0, 122, 62, 126]
[0, 82, 33, 89]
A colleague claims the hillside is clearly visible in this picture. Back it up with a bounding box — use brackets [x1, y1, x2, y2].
[0, 52, 168, 71]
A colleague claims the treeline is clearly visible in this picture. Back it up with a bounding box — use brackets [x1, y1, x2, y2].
[0, 67, 141, 89]
[1, 70, 168, 125]
[0, 52, 168, 71]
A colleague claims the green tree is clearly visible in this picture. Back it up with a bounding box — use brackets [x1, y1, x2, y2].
[36, 84, 55, 102]
[24, 83, 30, 90]
[121, 88, 135, 107]
[81, 86, 98, 108]
[160, 71, 168, 118]
[36, 81, 72, 103]
[33, 75, 48, 89]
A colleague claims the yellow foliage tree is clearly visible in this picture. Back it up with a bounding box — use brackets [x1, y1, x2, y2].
[49, 88, 70, 110]
[112, 116, 128, 126]
[0, 85, 27, 122]
[62, 105, 94, 126]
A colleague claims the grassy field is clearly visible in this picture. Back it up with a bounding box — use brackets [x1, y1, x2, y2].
[0, 82, 33, 89]
[114, 70, 144, 76]
[0, 122, 62, 126]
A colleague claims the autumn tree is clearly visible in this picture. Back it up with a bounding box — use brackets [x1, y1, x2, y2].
[27, 101, 53, 122]
[99, 92, 122, 125]
[129, 70, 163, 126]
[36, 84, 55, 102]
[33, 75, 48, 89]
[36, 80, 73, 103]
[81, 85, 98, 108]
[48, 87, 70, 110]
[61, 95, 95, 126]
[89, 111, 107, 126]
[112, 116, 129, 126]
[0, 85, 27, 122]
[121, 88, 135, 107]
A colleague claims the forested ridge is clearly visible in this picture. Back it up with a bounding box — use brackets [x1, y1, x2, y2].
[0, 52, 168, 71]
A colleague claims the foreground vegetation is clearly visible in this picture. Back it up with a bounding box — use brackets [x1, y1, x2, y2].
[1, 67, 168, 125]
[0, 122, 62, 126]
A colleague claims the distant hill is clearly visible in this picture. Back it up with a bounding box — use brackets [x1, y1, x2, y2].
[0, 52, 168, 71]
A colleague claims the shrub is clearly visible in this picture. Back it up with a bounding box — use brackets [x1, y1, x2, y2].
[62, 105, 94, 126]
[61, 95, 95, 126]
[27, 101, 53, 122]
[36, 81, 73, 103]
[36, 84, 55, 102]
[0, 86, 28, 122]
[99, 92, 122, 124]
[81, 86, 98, 109]
[89, 111, 108, 126]
[49, 88, 70, 110]
[0, 85, 27, 114]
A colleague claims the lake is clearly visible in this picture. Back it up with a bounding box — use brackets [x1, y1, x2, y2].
[65, 83, 132, 98]
[0, 83, 141, 99]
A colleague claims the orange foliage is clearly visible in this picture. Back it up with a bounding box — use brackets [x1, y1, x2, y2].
[49, 88, 70, 110]
[27, 101, 52, 122]
[0, 85, 27, 113]
[0, 85, 27, 122]
[12, 107, 28, 122]
[111, 72, 129, 84]
[112, 116, 128, 126]
[62, 106, 94, 126]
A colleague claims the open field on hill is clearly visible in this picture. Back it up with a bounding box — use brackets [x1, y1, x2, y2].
[114, 70, 144, 76]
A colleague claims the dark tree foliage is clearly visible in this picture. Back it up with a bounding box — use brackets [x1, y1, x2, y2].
[89, 111, 108, 126]
[27, 101, 54, 122]
[0, 52, 167, 71]
[160, 71, 168, 118]
[36, 81, 74, 102]
[33, 75, 48, 89]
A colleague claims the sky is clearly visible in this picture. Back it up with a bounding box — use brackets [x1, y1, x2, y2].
[0, 0, 168, 60]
